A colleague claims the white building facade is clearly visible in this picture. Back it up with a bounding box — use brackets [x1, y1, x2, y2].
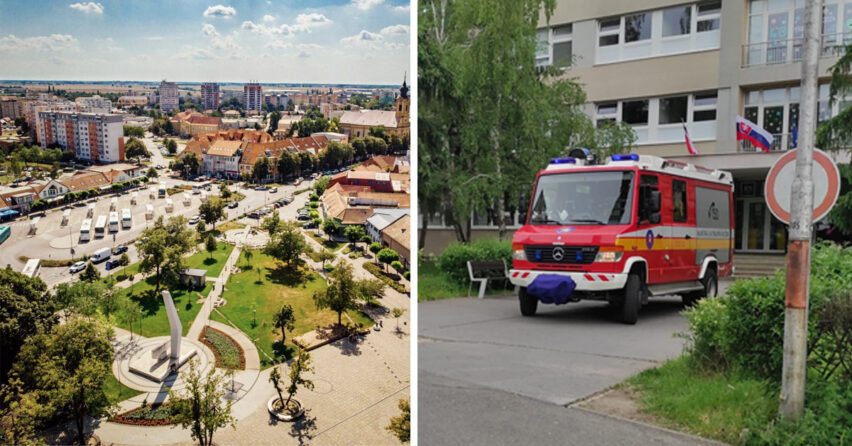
[37, 111, 125, 163]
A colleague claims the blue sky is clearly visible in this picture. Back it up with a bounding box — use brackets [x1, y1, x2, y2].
[0, 0, 411, 84]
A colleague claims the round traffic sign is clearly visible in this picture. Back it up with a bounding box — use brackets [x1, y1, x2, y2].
[765, 148, 841, 224]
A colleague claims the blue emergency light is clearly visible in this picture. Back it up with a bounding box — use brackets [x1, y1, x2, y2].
[611, 154, 639, 161]
[550, 157, 576, 164]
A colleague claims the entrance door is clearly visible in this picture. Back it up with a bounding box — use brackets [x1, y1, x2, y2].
[735, 198, 786, 252]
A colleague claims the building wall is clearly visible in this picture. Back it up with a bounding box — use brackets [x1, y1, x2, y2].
[159, 81, 179, 112]
[37, 112, 124, 163]
[201, 83, 220, 110]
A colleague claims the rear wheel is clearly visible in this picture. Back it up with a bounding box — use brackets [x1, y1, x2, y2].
[519, 287, 538, 316]
[682, 268, 718, 307]
[620, 273, 643, 325]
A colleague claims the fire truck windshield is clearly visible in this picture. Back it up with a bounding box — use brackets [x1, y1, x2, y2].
[529, 171, 635, 226]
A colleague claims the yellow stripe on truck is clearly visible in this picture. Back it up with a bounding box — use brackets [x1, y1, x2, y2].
[615, 237, 730, 251]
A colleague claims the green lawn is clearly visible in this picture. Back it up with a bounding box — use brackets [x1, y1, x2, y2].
[419, 261, 507, 301]
[628, 356, 776, 445]
[116, 277, 212, 338]
[184, 242, 234, 278]
[103, 373, 142, 405]
[211, 249, 373, 367]
[310, 233, 345, 251]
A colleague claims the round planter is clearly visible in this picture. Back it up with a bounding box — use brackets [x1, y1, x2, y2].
[267, 396, 304, 421]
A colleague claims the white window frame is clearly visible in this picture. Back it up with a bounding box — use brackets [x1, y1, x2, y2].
[595, 91, 718, 145]
[536, 24, 573, 69]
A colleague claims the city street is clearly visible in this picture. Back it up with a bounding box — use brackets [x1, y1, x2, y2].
[419, 285, 729, 445]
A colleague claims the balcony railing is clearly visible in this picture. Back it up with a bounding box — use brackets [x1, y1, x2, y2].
[739, 132, 796, 152]
[741, 34, 851, 67]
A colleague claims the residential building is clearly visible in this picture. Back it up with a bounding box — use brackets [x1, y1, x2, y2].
[23, 96, 76, 143]
[339, 80, 410, 139]
[0, 98, 22, 119]
[75, 95, 111, 113]
[239, 135, 331, 180]
[322, 183, 410, 225]
[118, 96, 149, 107]
[365, 209, 410, 243]
[421, 0, 852, 256]
[158, 80, 179, 112]
[0, 187, 38, 214]
[201, 82, 220, 111]
[381, 214, 411, 267]
[122, 115, 153, 129]
[244, 82, 263, 114]
[170, 111, 222, 137]
[202, 139, 243, 179]
[328, 169, 409, 193]
[37, 111, 125, 163]
[59, 170, 113, 193]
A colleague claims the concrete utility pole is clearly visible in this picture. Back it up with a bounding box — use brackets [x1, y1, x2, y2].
[780, 0, 822, 421]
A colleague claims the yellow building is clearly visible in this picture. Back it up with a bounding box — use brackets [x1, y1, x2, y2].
[339, 81, 410, 140]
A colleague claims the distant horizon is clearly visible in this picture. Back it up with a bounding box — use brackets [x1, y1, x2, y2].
[0, 79, 403, 89]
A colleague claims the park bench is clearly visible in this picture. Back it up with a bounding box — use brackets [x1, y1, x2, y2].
[467, 260, 510, 299]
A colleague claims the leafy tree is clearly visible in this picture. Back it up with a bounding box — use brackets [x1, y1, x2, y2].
[391, 260, 404, 273]
[137, 216, 195, 291]
[220, 184, 233, 200]
[364, 135, 388, 156]
[0, 269, 53, 384]
[252, 156, 271, 183]
[168, 359, 235, 446]
[314, 176, 331, 194]
[264, 221, 307, 268]
[817, 46, 852, 235]
[243, 249, 253, 269]
[9, 317, 114, 446]
[351, 137, 368, 159]
[358, 278, 385, 307]
[197, 220, 206, 234]
[392, 307, 406, 331]
[278, 151, 298, 179]
[272, 304, 295, 345]
[119, 295, 144, 340]
[298, 151, 314, 174]
[123, 125, 145, 137]
[124, 137, 149, 161]
[268, 110, 281, 135]
[205, 234, 217, 259]
[0, 388, 42, 445]
[118, 253, 130, 267]
[174, 152, 201, 178]
[199, 197, 226, 225]
[284, 347, 314, 409]
[386, 399, 410, 443]
[377, 248, 400, 272]
[312, 261, 359, 326]
[147, 166, 158, 178]
[261, 212, 282, 234]
[322, 218, 340, 240]
[80, 262, 101, 282]
[369, 126, 390, 142]
[166, 138, 178, 154]
[369, 242, 382, 256]
[317, 248, 335, 268]
[344, 225, 366, 246]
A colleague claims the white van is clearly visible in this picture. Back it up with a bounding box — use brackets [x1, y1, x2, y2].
[121, 208, 132, 229]
[108, 211, 119, 232]
[91, 247, 111, 263]
[165, 198, 174, 212]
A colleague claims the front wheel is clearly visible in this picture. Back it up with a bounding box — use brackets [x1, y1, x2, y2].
[620, 273, 642, 325]
[519, 287, 537, 316]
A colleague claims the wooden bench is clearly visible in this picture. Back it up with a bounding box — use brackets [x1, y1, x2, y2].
[467, 260, 510, 299]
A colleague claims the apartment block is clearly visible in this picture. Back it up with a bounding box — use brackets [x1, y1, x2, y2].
[0, 98, 22, 119]
[201, 82, 220, 111]
[37, 111, 125, 163]
[159, 80, 179, 112]
[75, 95, 112, 113]
[423, 0, 852, 256]
[244, 82, 263, 113]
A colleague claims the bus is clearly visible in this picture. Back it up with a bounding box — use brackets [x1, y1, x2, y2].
[94, 215, 107, 237]
[146, 204, 154, 220]
[165, 198, 174, 212]
[121, 208, 132, 229]
[110, 197, 117, 211]
[80, 219, 92, 242]
[109, 211, 119, 232]
[21, 259, 40, 278]
[0, 225, 10, 245]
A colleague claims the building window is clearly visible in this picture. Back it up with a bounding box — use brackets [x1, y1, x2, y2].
[659, 95, 688, 124]
[625, 13, 652, 42]
[672, 179, 688, 222]
[595, 91, 718, 145]
[622, 100, 649, 125]
[536, 24, 573, 68]
[663, 6, 692, 37]
[598, 17, 620, 46]
[697, 1, 721, 31]
[740, 85, 841, 151]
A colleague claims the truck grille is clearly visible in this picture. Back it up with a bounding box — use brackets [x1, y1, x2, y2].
[524, 245, 598, 264]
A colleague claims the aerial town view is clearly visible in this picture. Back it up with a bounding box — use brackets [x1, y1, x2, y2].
[0, 1, 411, 445]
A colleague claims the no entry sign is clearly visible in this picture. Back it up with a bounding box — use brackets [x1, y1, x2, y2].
[765, 148, 841, 225]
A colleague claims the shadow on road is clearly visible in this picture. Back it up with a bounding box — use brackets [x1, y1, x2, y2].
[532, 298, 686, 324]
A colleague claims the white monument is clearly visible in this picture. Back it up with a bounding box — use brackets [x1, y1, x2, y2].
[128, 291, 197, 382]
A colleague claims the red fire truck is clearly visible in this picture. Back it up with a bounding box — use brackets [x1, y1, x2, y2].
[509, 154, 734, 324]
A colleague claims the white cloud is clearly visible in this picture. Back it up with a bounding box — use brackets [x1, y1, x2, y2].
[380, 24, 409, 37]
[351, 0, 384, 10]
[298, 50, 310, 58]
[203, 5, 236, 19]
[241, 20, 292, 36]
[210, 35, 239, 50]
[265, 41, 292, 50]
[263, 14, 275, 23]
[242, 14, 329, 36]
[0, 34, 79, 52]
[69, 2, 104, 14]
[176, 46, 216, 60]
[393, 4, 410, 12]
[202, 24, 220, 38]
[293, 13, 331, 32]
[340, 30, 383, 47]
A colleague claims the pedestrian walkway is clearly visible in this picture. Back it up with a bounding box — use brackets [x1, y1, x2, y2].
[187, 241, 243, 340]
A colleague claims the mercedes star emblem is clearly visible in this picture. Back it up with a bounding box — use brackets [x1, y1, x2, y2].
[552, 246, 565, 261]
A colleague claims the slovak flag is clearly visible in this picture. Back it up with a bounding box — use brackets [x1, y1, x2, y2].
[736, 115, 774, 152]
[683, 123, 697, 155]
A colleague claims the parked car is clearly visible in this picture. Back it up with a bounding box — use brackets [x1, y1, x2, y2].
[297, 214, 310, 221]
[228, 201, 239, 209]
[269, 187, 278, 194]
[105, 259, 120, 270]
[112, 246, 128, 255]
[188, 216, 200, 225]
[69, 261, 87, 273]
[248, 212, 260, 219]
[255, 185, 268, 191]
[302, 221, 316, 229]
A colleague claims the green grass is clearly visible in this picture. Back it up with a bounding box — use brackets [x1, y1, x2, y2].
[184, 242, 234, 278]
[116, 277, 212, 338]
[418, 261, 506, 301]
[311, 233, 344, 251]
[211, 249, 373, 367]
[627, 356, 776, 445]
[214, 221, 246, 234]
[103, 373, 142, 405]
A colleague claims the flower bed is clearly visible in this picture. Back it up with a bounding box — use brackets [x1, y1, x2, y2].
[200, 326, 246, 370]
[110, 403, 174, 426]
[363, 262, 407, 294]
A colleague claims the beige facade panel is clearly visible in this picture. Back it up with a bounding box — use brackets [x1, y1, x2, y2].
[633, 140, 719, 157]
[566, 50, 720, 102]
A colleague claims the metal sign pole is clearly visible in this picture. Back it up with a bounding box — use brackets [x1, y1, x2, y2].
[780, 0, 822, 421]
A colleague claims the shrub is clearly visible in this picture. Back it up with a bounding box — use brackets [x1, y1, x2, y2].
[324, 263, 334, 272]
[363, 262, 406, 293]
[390, 260, 404, 272]
[309, 193, 319, 201]
[309, 202, 319, 209]
[681, 298, 731, 372]
[437, 238, 512, 284]
[403, 271, 410, 280]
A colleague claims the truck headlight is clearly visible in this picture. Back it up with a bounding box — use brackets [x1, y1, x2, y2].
[512, 243, 526, 261]
[594, 247, 623, 262]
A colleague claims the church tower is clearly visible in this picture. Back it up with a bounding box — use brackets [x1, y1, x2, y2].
[395, 75, 410, 129]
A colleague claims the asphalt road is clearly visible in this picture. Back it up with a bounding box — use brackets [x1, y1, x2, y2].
[418, 286, 730, 445]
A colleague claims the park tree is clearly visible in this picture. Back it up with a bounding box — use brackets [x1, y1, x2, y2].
[199, 197, 226, 225]
[298, 151, 314, 174]
[344, 225, 366, 247]
[369, 126, 390, 142]
[243, 249, 253, 269]
[252, 156, 271, 184]
[0, 269, 53, 384]
[322, 218, 340, 240]
[268, 111, 281, 135]
[364, 135, 388, 156]
[369, 242, 382, 257]
[352, 137, 368, 159]
[312, 260, 359, 326]
[317, 248, 335, 268]
[165, 138, 178, 154]
[386, 399, 410, 443]
[418, 0, 634, 245]
[0, 388, 43, 445]
[392, 308, 406, 331]
[262, 212, 282, 235]
[125, 137, 149, 161]
[220, 183, 233, 200]
[360, 235, 373, 249]
[377, 248, 399, 272]
[147, 166, 158, 178]
[119, 294, 144, 340]
[264, 220, 307, 268]
[80, 262, 101, 283]
[358, 278, 385, 307]
[314, 175, 331, 194]
[284, 347, 314, 409]
[197, 220, 207, 234]
[123, 125, 145, 137]
[205, 233, 217, 259]
[391, 260, 405, 274]
[272, 304, 295, 345]
[9, 317, 114, 446]
[137, 216, 196, 291]
[277, 151, 298, 179]
[168, 359, 236, 446]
